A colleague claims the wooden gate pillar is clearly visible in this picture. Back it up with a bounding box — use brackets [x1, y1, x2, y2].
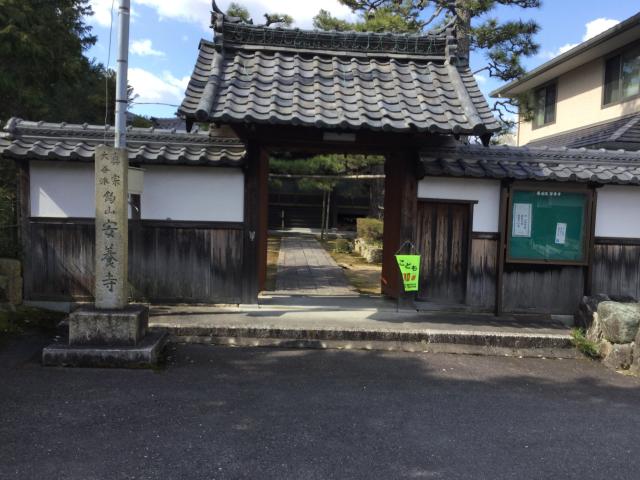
[381, 149, 418, 299]
[242, 140, 269, 303]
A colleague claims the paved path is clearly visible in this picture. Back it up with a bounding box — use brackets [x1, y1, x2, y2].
[275, 235, 356, 296]
[2, 337, 640, 479]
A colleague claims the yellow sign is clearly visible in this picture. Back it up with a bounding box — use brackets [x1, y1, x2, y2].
[395, 255, 420, 292]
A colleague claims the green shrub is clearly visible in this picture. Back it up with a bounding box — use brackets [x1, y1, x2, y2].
[334, 238, 352, 253]
[356, 217, 383, 243]
[570, 328, 600, 359]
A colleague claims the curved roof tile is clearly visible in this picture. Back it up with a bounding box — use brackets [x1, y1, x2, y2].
[179, 9, 500, 136]
[420, 144, 640, 185]
[0, 118, 246, 166]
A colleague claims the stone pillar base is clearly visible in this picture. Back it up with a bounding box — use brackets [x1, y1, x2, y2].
[43, 331, 167, 368]
[69, 304, 148, 346]
[43, 304, 167, 368]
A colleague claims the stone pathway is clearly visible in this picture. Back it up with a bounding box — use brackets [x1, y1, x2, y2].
[274, 236, 357, 296]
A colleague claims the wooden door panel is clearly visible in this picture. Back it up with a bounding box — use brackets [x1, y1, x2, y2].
[416, 202, 470, 303]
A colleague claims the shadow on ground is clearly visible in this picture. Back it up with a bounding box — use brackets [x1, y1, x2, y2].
[1, 332, 639, 479]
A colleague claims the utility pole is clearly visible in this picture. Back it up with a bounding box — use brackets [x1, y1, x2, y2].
[114, 0, 130, 148]
[43, 0, 166, 368]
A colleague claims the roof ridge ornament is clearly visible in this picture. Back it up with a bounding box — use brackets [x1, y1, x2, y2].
[444, 27, 459, 65]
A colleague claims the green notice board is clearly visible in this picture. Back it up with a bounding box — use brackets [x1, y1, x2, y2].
[507, 189, 589, 264]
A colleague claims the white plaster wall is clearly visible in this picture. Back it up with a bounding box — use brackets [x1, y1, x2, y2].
[30, 161, 95, 217]
[30, 161, 245, 222]
[595, 186, 640, 238]
[141, 166, 244, 222]
[417, 177, 501, 232]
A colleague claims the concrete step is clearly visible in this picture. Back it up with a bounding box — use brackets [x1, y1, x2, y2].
[149, 314, 577, 359]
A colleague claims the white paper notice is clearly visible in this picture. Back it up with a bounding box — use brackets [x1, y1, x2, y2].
[513, 203, 532, 237]
[555, 222, 567, 245]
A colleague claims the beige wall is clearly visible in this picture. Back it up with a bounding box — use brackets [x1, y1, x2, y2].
[517, 57, 640, 146]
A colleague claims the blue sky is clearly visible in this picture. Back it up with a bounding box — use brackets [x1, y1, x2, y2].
[85, 0, 640, 119]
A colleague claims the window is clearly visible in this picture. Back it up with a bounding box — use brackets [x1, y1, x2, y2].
[532, 83, 557, 128]
[604, 44, 640, 105]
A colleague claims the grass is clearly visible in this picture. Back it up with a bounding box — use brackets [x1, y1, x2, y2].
[320, 238, 382, 295]
[570, 328, 601, 359]
[264, 235, 282, 291]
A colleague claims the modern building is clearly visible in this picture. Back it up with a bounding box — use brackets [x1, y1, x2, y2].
[492, 12, 640, 151]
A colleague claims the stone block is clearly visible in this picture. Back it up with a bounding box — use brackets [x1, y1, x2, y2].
[597, 301, 640, 344]
[43, 330, 167, 368]
[355, 238, 383, 263]
[602, 342, 634, 370]
[598, 338, 613, 359]
[0, 258, 21, 278]
[69, 304, 148, 347]
[586, 312, 603, 343]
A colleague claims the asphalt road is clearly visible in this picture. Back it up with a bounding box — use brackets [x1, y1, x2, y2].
[2, 335, 640, 480]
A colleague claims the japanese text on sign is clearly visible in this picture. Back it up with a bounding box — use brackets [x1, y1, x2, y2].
[395, 255, 421, 292]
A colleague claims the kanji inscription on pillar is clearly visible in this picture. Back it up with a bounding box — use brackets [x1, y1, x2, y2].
[95, 146, 128, 309]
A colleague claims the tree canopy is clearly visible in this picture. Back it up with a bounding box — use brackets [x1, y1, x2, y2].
[226, 2, 293, 27]
[0, 0, 115, 124]
[314, 0, 542, 131]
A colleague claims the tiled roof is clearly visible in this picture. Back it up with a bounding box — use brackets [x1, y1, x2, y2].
[526, 114, 640, 151]
[0, 118, 246, 166]
[420, 144, 640, 185]
[179, 4, 500, 136]
[149, 117, 190, 131]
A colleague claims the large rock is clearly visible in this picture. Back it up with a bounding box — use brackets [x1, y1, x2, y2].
[597, 301, 640, 344]
[586, 312, 603, 344]
[602, 342, 634, 370]
[576, 294, 611, 330]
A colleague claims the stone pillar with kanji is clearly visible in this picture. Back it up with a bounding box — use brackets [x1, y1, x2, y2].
[42, 146, 166, 368]
[95, 146, 128, 309]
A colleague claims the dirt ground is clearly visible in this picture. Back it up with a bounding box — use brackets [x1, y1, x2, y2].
[264, 236, 282, 291]
[320, 238, 382, 295]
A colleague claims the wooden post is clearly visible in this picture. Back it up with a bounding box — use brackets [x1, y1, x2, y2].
[381, 149, 418, 300]
[242, 141, 269, 302]
[325, 188, 331, 233]
[16, 161, 30, 300]
[495, 181, 509, 316]
[320, 190, 327, 240]
[585, 186, 599, 296]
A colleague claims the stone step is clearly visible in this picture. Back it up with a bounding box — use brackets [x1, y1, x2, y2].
[150, 323, 577, 359]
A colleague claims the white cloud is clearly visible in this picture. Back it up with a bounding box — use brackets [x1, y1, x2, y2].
[474, 73, 487, 84]
[128, 68, 189, 106]
[90, 0, 116, 27]
[133, 0, 211, 29]
[541, 17, 620, 60]
[131, 39, 165, 56]
[89, 0, 357, 30]
[583, 18, 620, 41]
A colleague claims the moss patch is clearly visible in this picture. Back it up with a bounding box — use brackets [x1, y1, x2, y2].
[0, 306, 66, 338]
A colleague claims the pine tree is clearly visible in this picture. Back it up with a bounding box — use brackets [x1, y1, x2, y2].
[0, 0, 115, 124]
[314, 1, 542, 131]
